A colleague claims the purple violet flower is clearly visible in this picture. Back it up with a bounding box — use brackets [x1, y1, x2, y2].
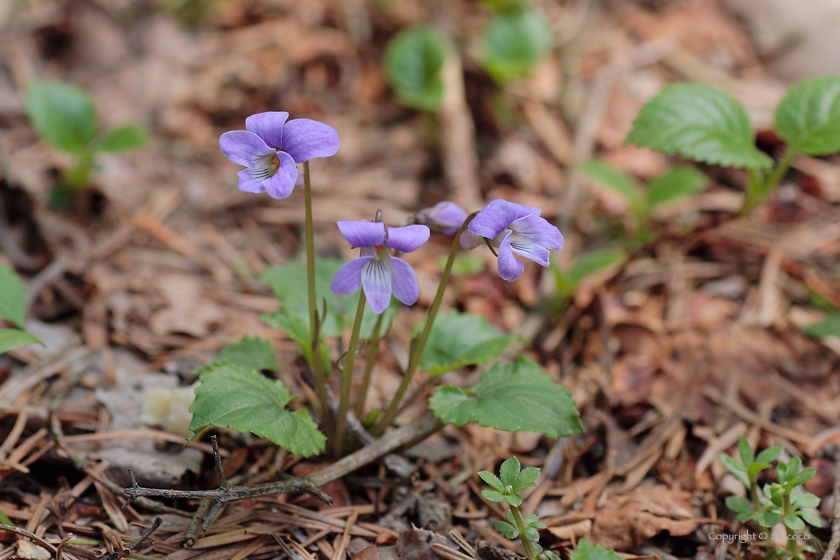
[415, 201, 468, 235]
[464, 199, 563, 282]
[219, 111, 339, 199]
[330, 221, 430, 314]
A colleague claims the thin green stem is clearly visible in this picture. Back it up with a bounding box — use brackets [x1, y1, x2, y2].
[782, 493, 802, 560]
[303, 161, 330, 431]
[742, 150, 797, 215]
[355, 312, 384, 419]
[371, 212, 477, 436]
[334, 290, 367, 457]
[510, 505, 537, 560]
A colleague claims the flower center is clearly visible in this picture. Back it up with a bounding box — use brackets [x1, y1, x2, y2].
[248, 151, 282, 181]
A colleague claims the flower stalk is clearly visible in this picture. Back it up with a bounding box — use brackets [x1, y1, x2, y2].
[355, 312, 384, 420]
[334, 289, 367, 456]
[303, 161, 330, 429]
[371, 212, 477, 436]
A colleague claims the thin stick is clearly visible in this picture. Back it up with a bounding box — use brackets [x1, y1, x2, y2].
[821, 444, 840, 560]
[103, 518, 161, 560]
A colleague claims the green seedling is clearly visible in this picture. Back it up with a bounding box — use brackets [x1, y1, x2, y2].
[25, 78, 148, 191]
[626, 77, 840, 214]
[0, 264, 43, 354]
[579, 161, 707, 248]
[720, 436, 821, 560]
[384, 26, 450, 112]
[480, 456, 558, 560]
[480, 8, 553, 84]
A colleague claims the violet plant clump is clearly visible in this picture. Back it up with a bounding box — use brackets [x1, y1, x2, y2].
[150, 108, 584, 529]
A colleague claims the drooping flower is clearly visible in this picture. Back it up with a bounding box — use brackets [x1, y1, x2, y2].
[464, 199, 563, 282]
[219, 112, 339, 199]
[331, 221, 430, 314]
[414, 201, 468, 235]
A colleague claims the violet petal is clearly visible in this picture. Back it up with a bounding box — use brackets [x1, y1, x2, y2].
[261, 151, 298, 199]
[419, 201, 468, 234]
[469, 199, 541, 239]
[282, 119, 340, 163]
[245, 111, 289, 149]
[386, 225, 430, 253]
[509, 215, 564, 251]
[459, 230, 484, 250]
[219, 130, 273, 167]
[337, 221, 386, 248]
[237, 169, 267, 194]
[509, 234, 551, 267]
[496, 231, 524, 282]
[362, 256, 392, 314]
[390, 256, 420, 306]
[331, 256, 372, 296]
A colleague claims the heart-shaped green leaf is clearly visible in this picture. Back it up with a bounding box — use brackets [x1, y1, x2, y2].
[0, 329, 43, 355]
[626, 83, 772, 169]
[214, 336, 279, 372]
[383, 26, 449, 111]
[25, 78, 98, 154]
[417, 311, 517, 376]
[0, 265, 26, 328]
[98, 124, 148, 153]
[429, 357, 583, 437]
[481, 10, 553, 84]
[775, 76, 840, 155]
[188, 364, 325, 457]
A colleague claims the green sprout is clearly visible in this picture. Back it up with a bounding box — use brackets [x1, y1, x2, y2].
[480, 456, 558, 560]
[720, 437, 821, 560]
[24, 78, 148, 192]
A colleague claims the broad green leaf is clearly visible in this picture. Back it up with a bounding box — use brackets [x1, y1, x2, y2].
[25, 78, 98, 153]
[625, 83, 773, 170]
[738, 436, 754, 468]
[802, 313, 840, 338]
[798, 510, 822, 527]
[754, 446, 784, 465]
[417, 311, 517, 376]
[479, 470, 505, 493]
[499, 456, 521, 487]
[736, 512, 755, 523]
[555, 248, 627, 297]
[261, 259, 396, 339]
[578, 160, 643, 209]
[98, 125, 148, 153]
[0, 329, 43, 355]
[793, 492, 820, 509]
[725, 496, 752, 513]
[188, 363, 325, 457]
[215, 336, 279, 372]
[429, 357, 583, 437]
[569, 541, 619, 560]
[775, 76, 840, 155]
[756, 511, 780, 528]
[0, 265, 26, 328]
[482, 489, 504, 502]
[261, 311, 329, 370]
[481, 10, 553, 84]
[783, 514, 805, 531]
[646, 166, 707, 208]
[383, 26, 449, 111]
